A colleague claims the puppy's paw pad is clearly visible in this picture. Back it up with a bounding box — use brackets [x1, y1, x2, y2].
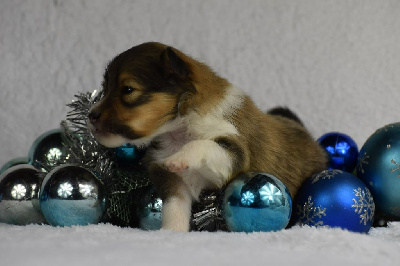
[164, 160, 189, 173]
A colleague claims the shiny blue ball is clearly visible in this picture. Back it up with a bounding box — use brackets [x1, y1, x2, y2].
[294, 170, 375, 233]
[0, 164, 47, 225]
[135, 186, 162, 231]
[39, 165, 107, 226]
[222, 172, 292, 232]
[318, 132, 359, 172]
[357, 123, 400, 219]
[28, 129, 68, 168]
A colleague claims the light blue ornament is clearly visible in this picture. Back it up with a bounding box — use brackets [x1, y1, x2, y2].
[222, 172, 292, 232]
[294, 170, 375, 233]
[357, 122, 400, 219]
[39, 165, 107, 226]
[0, 157, 29, 174]
[28, 129, 68, 168]
[0, 164, 47, 225]
[135, 186, 162, 231]
[318, 132, 359, 172]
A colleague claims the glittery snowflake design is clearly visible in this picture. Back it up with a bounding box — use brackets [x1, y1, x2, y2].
[357, 152, 369, 175]
[351, 187, 375, 225]
[390, 159, 400, 178]
[259, 183, 283, 205]
[57, 182, 74, 198]
[241, 191, 255, 206]
[11, 184, 27, 200]
[297, 196, 326, 226]
[311, 170, 343, 184]
[79, 183, 95, 198]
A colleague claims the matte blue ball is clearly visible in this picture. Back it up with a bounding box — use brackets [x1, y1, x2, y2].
[28, 129, 68, 168]
[295, 170, 375, 233]
[39, 165, 107, 226]
[0, 157, 29, 174]
[318, 132, 359, 172]
[357, 123, 400, 219]
[223, 172, 292, 232]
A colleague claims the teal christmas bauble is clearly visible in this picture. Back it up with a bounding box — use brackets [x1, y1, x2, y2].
[134, 186, 162, 231]
[39, 165, 107, 226]
[0, 157, 29, 174]
[318, 132, 359, 172]
[0, 164, 46, 225]
[222, 172, 292, 232]
[294, 170, 375, 233]
[28, 129, 68, 168]
[357, 123, 400, 219]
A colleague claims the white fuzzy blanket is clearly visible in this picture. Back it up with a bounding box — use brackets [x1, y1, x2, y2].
[1, 1, 400, 265]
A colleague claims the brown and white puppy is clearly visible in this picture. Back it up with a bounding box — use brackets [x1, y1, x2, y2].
[88, 42, 328, 231]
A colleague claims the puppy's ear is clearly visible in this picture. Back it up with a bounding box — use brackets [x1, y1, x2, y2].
[161, 47, 190, 78]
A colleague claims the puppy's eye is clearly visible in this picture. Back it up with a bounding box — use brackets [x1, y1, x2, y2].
[122, 86, 134, 95]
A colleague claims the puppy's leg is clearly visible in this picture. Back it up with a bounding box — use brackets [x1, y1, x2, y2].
[162, 191, 192, 231]
[163, 139, 238, 186]
[148, 164, 192, 232]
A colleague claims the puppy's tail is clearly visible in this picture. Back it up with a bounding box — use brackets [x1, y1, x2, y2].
[267, 106, 304, 126]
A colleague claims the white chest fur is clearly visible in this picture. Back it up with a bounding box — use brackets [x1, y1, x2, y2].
[149, 85, 245, 199]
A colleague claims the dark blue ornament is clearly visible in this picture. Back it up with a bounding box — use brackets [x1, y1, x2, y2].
[39, 165, 107, 226]
[294, 170, 375, 233]
[357, 123, 400, 219]
[28, 129, 68, 168]
[0, 164, 47, 225]
[0, 157, 29, 174]
[222, 172, 292, 232]
[318, 132, 359, 172]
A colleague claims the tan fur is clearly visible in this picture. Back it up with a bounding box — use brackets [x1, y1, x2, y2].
[88, 42, 328, 231]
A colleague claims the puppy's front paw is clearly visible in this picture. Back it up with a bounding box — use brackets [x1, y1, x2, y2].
[164, 156, 189, 173]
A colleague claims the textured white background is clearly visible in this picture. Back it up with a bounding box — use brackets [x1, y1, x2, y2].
[1, 1, 400, 265]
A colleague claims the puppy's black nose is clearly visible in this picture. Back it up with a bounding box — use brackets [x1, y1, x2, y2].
[88, 111, 101, 124]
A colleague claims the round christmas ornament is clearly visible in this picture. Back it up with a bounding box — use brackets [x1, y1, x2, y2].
[0, 157, 29, 174]
[318, 132, 359, 172]
[0, 164, 47, 225]
[357, 122, 400, 219]
[28, 128, 68, 169]
[39, 164, 107, 226]
[222, 172, 292, 233]
[134, 186, 163, 230]
[294, 170, 375, 233]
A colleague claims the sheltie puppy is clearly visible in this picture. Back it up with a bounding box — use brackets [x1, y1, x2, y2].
[88, 42, 327, 231]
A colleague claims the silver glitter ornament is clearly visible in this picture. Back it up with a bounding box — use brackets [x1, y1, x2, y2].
[39, 164, 107, 226]
[0, 164, 47, 225]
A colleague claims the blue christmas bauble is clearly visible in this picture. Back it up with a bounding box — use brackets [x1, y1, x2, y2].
[0, 157, 29, 174]
[39, 165, 107, 226]
[294, 170, 375, 233]
[135, 186, 162, 231]
[28, 129, 68, 168]
[0, 164, 47, 225]
[318, 132, 359, 172]
[357, 123, 400, 219]
[222, 172, 292, 232]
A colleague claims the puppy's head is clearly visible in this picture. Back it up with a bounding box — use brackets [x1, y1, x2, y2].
[88, 42, 195, 148]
